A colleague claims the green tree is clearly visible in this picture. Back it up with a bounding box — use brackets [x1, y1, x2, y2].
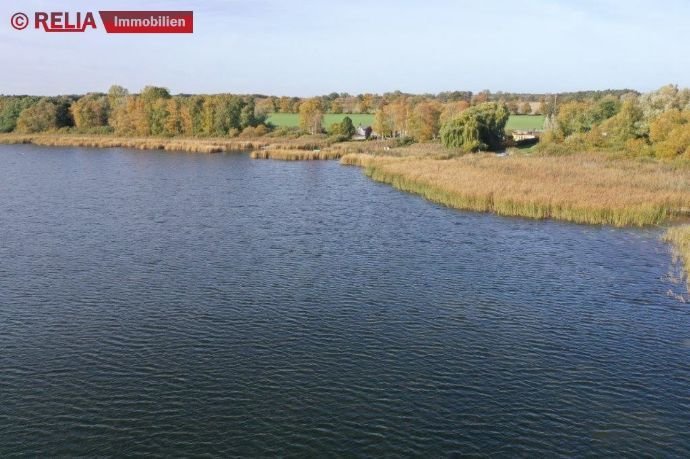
[138, 86, 171, 136]
[590, 96, 620, 124]
[107, 85, 129, 108]
[140, 86, 171, 102]
[554, 101, 594, 137]
[339, 116, 356, 139]
[440, 102, 509, 151]
[240, 98, 257, 129]
[0, 97, 38, 132]
[600, 99, 644, 144]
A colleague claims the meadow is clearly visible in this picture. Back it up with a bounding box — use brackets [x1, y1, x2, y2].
[267, 113, 374, 128]
[504, 115, 545, 131]
[266, 113, 545, 131]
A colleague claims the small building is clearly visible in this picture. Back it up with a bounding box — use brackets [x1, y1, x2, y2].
[512, 130, 539, 142]
[353, 125, 373, 141]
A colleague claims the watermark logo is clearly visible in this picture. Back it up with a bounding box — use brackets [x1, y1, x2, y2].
[10, 12, 28, 30]
[10, 11, 193, 33]
[36, 12, 97, 32]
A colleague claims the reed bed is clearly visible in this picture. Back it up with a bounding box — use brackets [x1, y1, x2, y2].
[0, 133, 335, 154]
[328, 140, 453, 158]
[340, 153, 690, 227]
[664, 225, 690, 289]
[250, 149, 343, 160]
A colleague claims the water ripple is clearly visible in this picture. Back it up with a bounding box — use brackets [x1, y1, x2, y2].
[0, 146, 688, 457]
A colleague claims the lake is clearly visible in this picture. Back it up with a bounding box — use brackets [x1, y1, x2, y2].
[0, 145, 688, 456]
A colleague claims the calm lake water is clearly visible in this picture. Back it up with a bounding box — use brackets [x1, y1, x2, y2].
[0, 145, 688, 457]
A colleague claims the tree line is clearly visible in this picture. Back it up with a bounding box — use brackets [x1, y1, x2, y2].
[0, 86, 268, 137]
[1, 86, 636, 137]
[539, 84, 690, 160]
[2, 84, 686, 160]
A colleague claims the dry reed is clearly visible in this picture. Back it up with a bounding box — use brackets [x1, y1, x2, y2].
[250, 149, 343, 160]
[340, 153, 690, 227]
[0, 133, 334, 154]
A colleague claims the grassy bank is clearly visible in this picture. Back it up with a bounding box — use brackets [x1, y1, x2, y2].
[0, 133, 332, 153]
[340, 153, 690, 227]
[250, 149, 343, 160]
[664, 226, 690, 289]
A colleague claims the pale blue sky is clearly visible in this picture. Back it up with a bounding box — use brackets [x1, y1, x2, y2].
[1, 0, 688, 96]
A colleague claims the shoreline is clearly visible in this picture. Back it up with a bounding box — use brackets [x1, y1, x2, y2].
[339, 153, 690, 227]
[0, 133, 330, 154]
[340, 152, 690, 289]
[1, 133, 688, 287]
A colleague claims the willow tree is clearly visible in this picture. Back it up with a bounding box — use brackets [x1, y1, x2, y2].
[440, 102, 509, 151]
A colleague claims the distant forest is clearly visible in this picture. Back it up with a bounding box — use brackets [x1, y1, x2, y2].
[2, 85, 688, 160]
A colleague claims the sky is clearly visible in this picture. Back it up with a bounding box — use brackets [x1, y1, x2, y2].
[1, 0, 689, 96]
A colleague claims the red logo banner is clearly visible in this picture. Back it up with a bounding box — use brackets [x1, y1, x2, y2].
[98, 11, 193, 33]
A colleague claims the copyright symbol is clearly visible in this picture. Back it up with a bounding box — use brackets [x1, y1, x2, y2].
[11, 12, 29, 30]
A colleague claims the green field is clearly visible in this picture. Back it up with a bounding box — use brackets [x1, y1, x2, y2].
[505, 115, 545, 131]
[268, 113, 545, 132]
[267, 113, 374, 128]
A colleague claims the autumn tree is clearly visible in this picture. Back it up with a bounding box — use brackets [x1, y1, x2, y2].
[440, 100, 470, 125]
[649, 109, 690, 159]
[330, 99, 343, 114]
[256, 97, 276, 117]
[389, 98, 410, 138]
[373, 105, 394, 138]
[359, 93, 375, 113]
[16, 99, 60, 133]
[408, 101, 441, 141]
[110, 96, 148, 135]
[472, 90, 490, 105]
[163, 98, 192, 136]
[71, 94, 110, 130]
[299, 98, 323, 134]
